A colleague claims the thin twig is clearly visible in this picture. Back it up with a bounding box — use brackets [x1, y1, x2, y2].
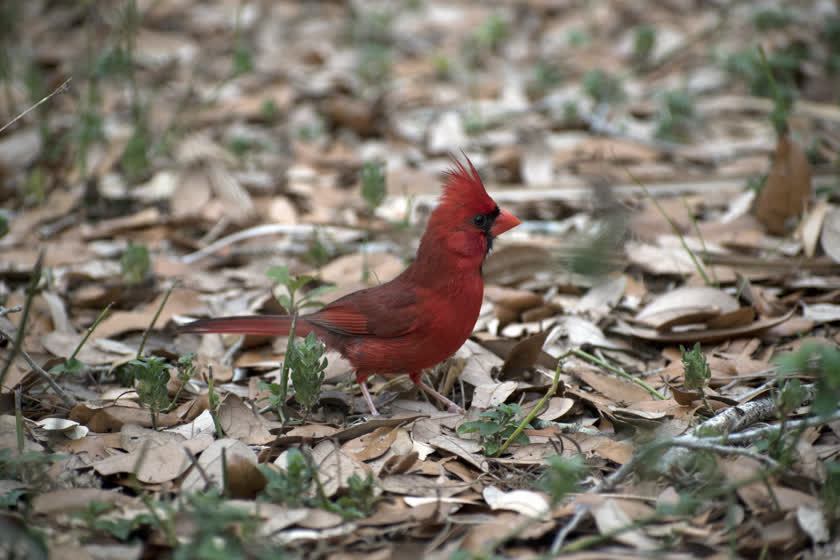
[668, 438, 779, 468]
[137, 283, 175, 358]
[0, 327, 78, 408]
[0, 251, 44, 391]
[67, 302, 113, 364]
[629, 169, 712, 286]
[0, 305, 22, 318]
[0, 77, 72, 135]
[573, 348, 666, 400]
[496, 357, 565, 457]
[699, 408, 840, 445]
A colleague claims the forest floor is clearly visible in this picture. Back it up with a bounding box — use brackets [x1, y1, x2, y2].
[2, 1, 840, 558]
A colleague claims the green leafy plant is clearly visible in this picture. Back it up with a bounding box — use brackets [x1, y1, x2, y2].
[330, 472, 377, 520]
[305, 228, 333, 269]
[263, 265, 334, 419]
[632, 24, 656, 65]
[360, 160, 386, 211]
[259, 448, 316, 507]
[582, 69, 624, 104]
[129, 356, 171, 430]
[0, 448, 66, 486]
[173, 489, 268, 560]
[538, 455, 586, 505]
[654, 90, 695, 142]
[526, 60, 565, 99]
[431, 52, 452, 80]
[457, 403, 532, 456]
[724, 45, 802, 133]
[461, 13, 508, 68]
[472, 14, 508, 52]
[289, 332, 327, 413]
[567, 28, 589, 48]
[680, 342, 713, 413]
[121, 241, 151, 286]
[752, 7, 794, 30]
[163, 352, 196, 412]
[359, 160, 387, 281]
[206, 367, 224, 438]
[121, 121, 151, 182]
[775, 342, 840, 420]
[260, 449, 377, 521]
[350, 9, 393, 87]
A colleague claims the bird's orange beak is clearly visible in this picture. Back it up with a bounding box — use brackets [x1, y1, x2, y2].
[490, 209, 521, 237]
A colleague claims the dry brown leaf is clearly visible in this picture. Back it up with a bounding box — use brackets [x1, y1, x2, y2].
[573, 365, 653, 404]
[484, 285, 543, 312]
[92, 434, 212, 483]
[636, 286, 739, 329]
[614, 306, 797, 344]
[499, 331, 550, 381]
[32, 488, 134, 516]
[471, 381, 518, 409]
[343, 426, 398, 462]
[225, 453, 268, 499]
[591, 498, 658, 550]
[706, 307, 755, 329]
[95, 287, 202, 339]
[593, 439, 634, 465]
[820, 204, 840, 263]
[720, 456, 819, 513]
[309, 440, 370, 497]
[181, 438, 257, 492]
[798, 199, 829, 258]
[755, 133, 812, 235]
[381, 452, 419, 475]
[70, 404, 182, 431]
[217, 394, 274, 445]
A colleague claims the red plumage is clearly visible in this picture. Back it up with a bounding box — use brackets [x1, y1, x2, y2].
[180, 157, 520, 415]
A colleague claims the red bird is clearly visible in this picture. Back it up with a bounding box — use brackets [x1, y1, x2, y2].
[180, 157, 520, 415]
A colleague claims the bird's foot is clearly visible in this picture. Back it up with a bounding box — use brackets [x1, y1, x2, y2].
[417, 379, 465, 414]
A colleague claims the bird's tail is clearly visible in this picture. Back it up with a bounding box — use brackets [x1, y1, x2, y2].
[179, 315, 314, 337]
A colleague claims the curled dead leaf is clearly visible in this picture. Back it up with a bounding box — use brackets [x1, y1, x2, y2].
[755, 133, 812, 235]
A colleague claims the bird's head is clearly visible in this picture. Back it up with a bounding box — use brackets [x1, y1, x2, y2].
[419, 156, 520, 263]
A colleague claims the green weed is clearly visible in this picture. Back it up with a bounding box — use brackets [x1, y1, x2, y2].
[457, 403, 532, 456]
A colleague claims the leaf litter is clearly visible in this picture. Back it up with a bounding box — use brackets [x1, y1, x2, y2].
[2, 1, 840, 558]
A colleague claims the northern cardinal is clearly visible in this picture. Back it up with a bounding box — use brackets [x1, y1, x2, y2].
[180, 157, 520, 415]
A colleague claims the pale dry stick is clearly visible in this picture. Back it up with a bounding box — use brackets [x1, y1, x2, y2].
[550, 397, 794, 552]
[698, 407, 840, 446]
[180, 223, 362, 265]
[657, 385, 817, 474]
[0, 77, 72, 135]
[667, 438, 780, 468]
[0, 305, 21, 317]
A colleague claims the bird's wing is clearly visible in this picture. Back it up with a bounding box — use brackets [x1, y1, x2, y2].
[305, 285, 419, 338]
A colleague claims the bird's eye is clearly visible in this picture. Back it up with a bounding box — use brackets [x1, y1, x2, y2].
[472, 214, 487, 228]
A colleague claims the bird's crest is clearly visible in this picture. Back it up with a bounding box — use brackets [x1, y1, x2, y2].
[439, 154, 495, 213]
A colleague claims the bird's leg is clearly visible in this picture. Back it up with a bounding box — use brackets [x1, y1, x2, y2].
[412, 374, 465, 414]
[358, 378, 380, 416]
